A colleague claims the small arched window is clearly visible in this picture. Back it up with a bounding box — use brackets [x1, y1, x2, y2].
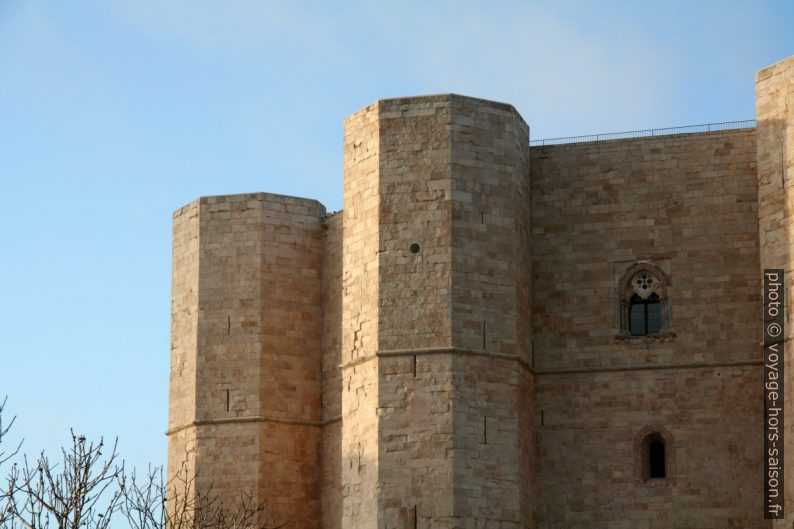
[640, 433, 667, 480]
[618, 263, 670, 337]
[635, 426, 674, 484]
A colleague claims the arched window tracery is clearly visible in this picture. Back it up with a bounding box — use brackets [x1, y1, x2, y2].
[618, 263, 670, 337]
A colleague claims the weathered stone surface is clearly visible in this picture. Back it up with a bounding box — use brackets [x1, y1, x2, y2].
[168, 193, 325, 527]
[757, 55, 794, 529]
[167, 56, 794, 528]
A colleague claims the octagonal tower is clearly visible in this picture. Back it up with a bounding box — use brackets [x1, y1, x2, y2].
[340, 94, 534, 528]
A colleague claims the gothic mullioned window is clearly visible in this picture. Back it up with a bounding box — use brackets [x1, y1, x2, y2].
[618, 263, 670, 338]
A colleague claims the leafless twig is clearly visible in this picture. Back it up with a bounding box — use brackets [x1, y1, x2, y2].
[0, 397, 22, 468]
[9, 431, 122, 529]
[0, 397, 23, 527]
[119, 461, 281, 529]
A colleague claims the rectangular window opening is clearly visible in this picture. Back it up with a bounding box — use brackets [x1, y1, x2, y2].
[629, 304, 645, 336]
[647, 303, 662, 333]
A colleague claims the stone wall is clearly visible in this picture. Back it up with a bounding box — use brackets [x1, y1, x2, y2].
[167, 56, 794, 528]
[341, 103, 381, 529]
[530, 130, 763, 527]
[167, 193, 325, 528]
[375, 96, 458, 528]
[168, 199, 200, 499]
[535, 366, 762, 528]
[337, 94, 534, 528]
[321, 211, 343, 529]
[444, 96, 533, 526]
[756, 54, 794, 529]
[530, 130, 759, 369]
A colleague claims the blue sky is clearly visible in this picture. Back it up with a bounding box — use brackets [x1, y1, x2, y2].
[0, 0, 791, 472]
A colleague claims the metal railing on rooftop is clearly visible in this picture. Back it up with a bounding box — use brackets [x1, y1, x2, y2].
[529, 119, 756, 147]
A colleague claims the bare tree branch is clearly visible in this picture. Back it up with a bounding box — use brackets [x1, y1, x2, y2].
[0, 397, 22, 468]
[9, 431, 122, 529]
[119, 465, 165, 529]
[1, 403, 281, 529]
[119, 460, 282, 529]
[0, 397, 24, 528]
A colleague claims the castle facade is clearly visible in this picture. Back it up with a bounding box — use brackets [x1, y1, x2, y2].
[167, 55, 794, 528]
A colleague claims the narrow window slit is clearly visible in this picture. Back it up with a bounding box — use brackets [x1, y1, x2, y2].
[412, 355, 417, 378]
[649, 439, 665, 478]
[482, 321, 486, 349]
[225, 389, 230, 412]
[640, 432, 668, 481]
[227, 315, 231, 335]
[541, 409, 544, 427]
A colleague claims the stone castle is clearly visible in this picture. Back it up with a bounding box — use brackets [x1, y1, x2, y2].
[167, 55, 794, 528]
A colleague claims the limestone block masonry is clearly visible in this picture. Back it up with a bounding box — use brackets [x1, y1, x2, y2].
[168, 56, 794, 528]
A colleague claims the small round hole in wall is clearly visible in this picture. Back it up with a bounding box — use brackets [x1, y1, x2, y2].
[410, 243, 421, 254]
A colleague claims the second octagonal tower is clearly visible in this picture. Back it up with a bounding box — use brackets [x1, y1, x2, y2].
[340, 94, 534, 528]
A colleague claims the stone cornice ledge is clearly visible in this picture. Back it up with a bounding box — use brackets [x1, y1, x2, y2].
[339, 347, 762, 377]
[339, 346, 531, 371]
[166, 414, 342, 436]
[166, 357, 762, 436]
[535, 358, 762, 375]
